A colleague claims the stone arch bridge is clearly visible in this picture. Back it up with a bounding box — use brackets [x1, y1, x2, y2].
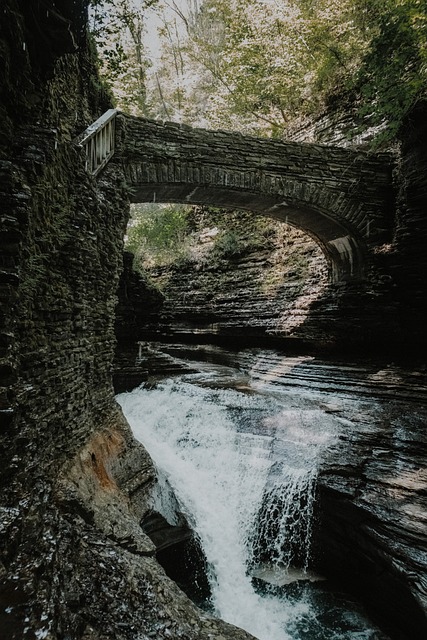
[111, 113, 395, 282]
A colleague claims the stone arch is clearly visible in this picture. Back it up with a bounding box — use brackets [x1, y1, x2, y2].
[117, 115, 395, 282]
[128, 184, 360, 282]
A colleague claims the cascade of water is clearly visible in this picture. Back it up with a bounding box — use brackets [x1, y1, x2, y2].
[117, 366, 387, 640]
[118, 376, 327, 640]
[250, 464, 318, 573]
[116, 343, 397, 640]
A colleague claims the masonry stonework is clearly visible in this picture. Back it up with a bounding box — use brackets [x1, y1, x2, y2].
[117, 114, 395, 281]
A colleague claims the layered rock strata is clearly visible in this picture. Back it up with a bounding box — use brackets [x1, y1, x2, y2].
[137, 343, 427, 640]
[116, 205, 405, 353]
[1, 3, 426, 640]
[241, 349, 427, 640]
[117, 208, 329, 344]
[0, 3, 256, 639]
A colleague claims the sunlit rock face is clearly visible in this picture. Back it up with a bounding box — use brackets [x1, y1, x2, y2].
[314, 372, 427, 640]
[227, 348, 427, 640]
[128, 208, 329, 342]
[318, 425, 427, 640]
[114, 202, 406, 355]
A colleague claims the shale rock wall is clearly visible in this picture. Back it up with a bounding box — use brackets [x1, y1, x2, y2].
[0, 4, 256, 640]
[116, 99, 427, 355]
[281, 103, 427, 639]
[317, 401, 427, 640]
[392, 102, 427, 348]
[284, 100, 427, 354]
[117, 208, 328, 344]
[115, 208, 403, 354]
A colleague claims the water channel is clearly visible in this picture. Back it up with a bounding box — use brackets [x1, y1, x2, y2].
[117, 343, 427, 640]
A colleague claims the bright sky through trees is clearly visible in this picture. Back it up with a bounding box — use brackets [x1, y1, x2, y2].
[92, 0, 427, 144]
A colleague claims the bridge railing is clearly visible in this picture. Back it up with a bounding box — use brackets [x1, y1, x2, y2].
[78, 108, 117, 176]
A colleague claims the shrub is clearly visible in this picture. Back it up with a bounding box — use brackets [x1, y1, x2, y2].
[126, 203, 192, 268]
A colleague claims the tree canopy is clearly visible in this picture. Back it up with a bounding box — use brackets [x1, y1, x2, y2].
[90, 0, 426, 142]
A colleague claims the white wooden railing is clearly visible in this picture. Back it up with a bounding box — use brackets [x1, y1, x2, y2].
[78, 109, 117, 176]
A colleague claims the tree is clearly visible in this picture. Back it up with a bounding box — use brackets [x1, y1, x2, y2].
[148, 0, 373, 135]
[146, 0, 223, 124]
[90, 0, 159, 115]
[92, 0, 426, 141]
[126, 203, 191, 268]
[149, 0, 426, 142]
[354, 0, 427, 142]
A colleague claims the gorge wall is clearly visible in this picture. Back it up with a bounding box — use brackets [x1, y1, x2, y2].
[0, 3, 256, 639]
[115, 208, 329, 347]
[115, 99, 427, 356]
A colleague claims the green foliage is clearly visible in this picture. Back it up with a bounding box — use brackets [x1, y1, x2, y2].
[212, 230, 243, 259]
[158, 0, 374, 134]
[353, 0, 427, 144]
[148, 0, 426, 144]
[125, 203, 192, 268]
[93, 0, 426, 144]
[89, 0, 159, 115]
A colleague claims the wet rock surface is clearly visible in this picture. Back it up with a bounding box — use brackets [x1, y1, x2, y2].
[133, 343, 427, 640]
[241, 349, 427, 640]
[316, 405, 427, 640]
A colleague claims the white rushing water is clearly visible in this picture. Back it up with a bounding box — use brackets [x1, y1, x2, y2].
[117, 363, 388, 640]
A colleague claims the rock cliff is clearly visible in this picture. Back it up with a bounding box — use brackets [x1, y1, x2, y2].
[119, 208, 329, 343]
[0, 3, 256, 639]
[242, 351, 427, 640]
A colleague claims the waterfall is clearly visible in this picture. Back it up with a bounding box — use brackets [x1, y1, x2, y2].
[118, 376, 328, 640]
[118, 363, 386, 640]
[250, 465, 317, 573]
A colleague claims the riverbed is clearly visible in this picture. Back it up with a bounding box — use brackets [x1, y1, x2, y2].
[117, 343, 427, 640]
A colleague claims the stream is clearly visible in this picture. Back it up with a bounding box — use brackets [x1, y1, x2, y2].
[117, 344, 427, 640]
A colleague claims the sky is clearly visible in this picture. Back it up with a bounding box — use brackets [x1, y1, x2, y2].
[144, 0, 199, 66]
